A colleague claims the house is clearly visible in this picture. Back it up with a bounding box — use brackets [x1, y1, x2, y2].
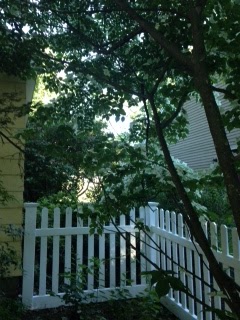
[0, 73, 35, 294]
[169, 92, 240, 170]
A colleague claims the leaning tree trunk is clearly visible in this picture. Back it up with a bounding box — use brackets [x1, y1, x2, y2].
[189, 7, 240, 238]
[114, 0, 240, 238]
[148, 94, 240, 317]
[113, 1, 240, 315]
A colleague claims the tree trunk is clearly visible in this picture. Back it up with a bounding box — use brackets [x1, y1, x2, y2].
[190, 7, 240, 237]
[149, 95, 240, 317]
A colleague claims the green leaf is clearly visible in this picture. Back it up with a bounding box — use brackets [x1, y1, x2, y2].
[155, 278, 170, 298]
[167, 276, 190, 294]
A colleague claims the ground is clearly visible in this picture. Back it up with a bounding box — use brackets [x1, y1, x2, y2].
[24, 299, 178, 320]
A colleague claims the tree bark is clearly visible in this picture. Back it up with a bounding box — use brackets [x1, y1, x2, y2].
[113, 1, 240, 315]
[148, 94, 240, 317]
[189, 7, 240, 237]
[115, 0, 240, 235]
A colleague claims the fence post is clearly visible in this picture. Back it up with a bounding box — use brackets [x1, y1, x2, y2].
[22, 203, 38, 309]
[147, 202, 159, 271]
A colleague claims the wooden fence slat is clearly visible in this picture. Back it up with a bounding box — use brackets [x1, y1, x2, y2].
[64, 208, 72, 285]
[160, 209, 166, 272]
[165, 210, 173, 299]
[147, 203, 158, 272]
[130, 209, 137, 285]
[171, 211, 180, 304]
[202, 221, 212, 320]
[139, 207, 147, 285]
[22, 203, 38, 308]
[52, 208, 60, 293]
[185, 227, 194, 316]
[87, 217, 94, 290]
[109, 218, 116, 288]
[232, 228, 240, 285]
[76, 213, 83, 283]
[178, 214, 187, 310]
[210, 221, 221, 312]
[193, 249, 203, 320]
[119, 214, 127, 286]
[99, 232, 105, 288]
[221, 225, 231, 312]
[39, 208, 48, 295]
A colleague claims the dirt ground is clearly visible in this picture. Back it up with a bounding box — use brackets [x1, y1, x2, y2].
[24, 299, 178, 320]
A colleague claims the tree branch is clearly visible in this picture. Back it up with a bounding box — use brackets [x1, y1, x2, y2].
[114, 0, 193, 71]
[161, 90, 189, 129]
[212, 85, 237, 100]
[150, 59, 172, 96]
[102, 27, 143, 54]
[140, 84, 150, 155]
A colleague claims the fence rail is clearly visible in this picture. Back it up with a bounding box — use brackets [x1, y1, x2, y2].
[22, 202, 240, 320]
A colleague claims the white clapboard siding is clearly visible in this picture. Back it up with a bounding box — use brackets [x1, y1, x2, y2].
[22, 203, 240, 320]
[169, 90, 240, 170]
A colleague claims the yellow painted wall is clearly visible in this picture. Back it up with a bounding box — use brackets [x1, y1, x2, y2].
[0, 74, 35, 277]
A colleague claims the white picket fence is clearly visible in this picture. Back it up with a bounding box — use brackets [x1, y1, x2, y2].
[22, 202, 240, 320]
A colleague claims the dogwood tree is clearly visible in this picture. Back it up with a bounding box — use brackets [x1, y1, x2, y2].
[1, 0, 240, 316]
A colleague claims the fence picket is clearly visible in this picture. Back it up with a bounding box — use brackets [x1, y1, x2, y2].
[64, 208, 72, 285]
[178, 213, 187, 310]
[76, 212, 83, 283]
[210, 219, 220, 314]
[22, 203, 240, 320]
[39, 208, 48, 295]
[203, 221, 212, 320]
[171, 211, 179, 304]
[185, 227, 194, 316]
[165, 210, 173, 299]
[99, 231, 105, 289]
[130, 209, 137, 285]
[87, 217, 94, 290]
[52, 208, 60, 293]
[109, 218, 116, 288]
[232, 228, 240, 285]
[160, 209, 166, 272]
[148, 202, 158, 272]
[221, 225, 231, 312]
[119, 214, 126, 286]
[139, 207, 147, 285]
[193, 248, 203, 319]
